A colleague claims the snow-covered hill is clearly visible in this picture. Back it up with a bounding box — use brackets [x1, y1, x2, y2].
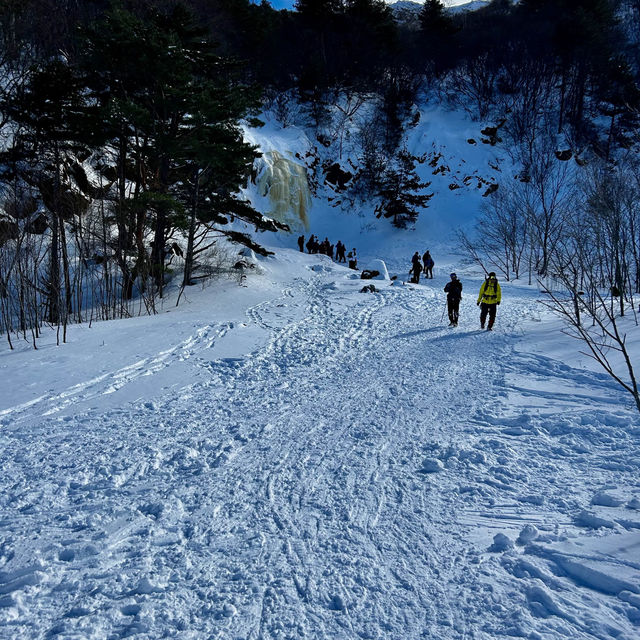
[243, 102, 504, 269]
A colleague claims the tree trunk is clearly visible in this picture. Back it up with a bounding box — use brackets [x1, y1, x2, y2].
[182, 170, 201, 289]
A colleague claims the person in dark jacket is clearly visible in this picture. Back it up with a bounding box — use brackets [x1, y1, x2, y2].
[444, 272, 463, 326]
[410, 252, 422, 283]
[477, 272, 501, 330]
[336, 241, 346, 263]
[423, 251, 434, 278]
[305, 235, 315, 254]
[298, 235, 305, 252]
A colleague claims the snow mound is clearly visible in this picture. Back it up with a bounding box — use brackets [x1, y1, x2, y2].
[488, 533, 514, 552]
[420, 457, 444, 473]
[361, 259, 390, 280]
[516, 524, 539, 545]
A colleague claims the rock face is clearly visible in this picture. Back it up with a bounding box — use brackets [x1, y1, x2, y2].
[324, 163, 353, 191]
[253, 150, 312, 232]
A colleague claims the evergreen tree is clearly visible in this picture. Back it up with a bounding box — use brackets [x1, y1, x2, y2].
[341, 0, 397, 86]
[378, 148, 432, 227]
[419, 0, 455, 34]
[418, 0, 457, 74]
[295, 0, 343, 19]
[0, 58, 92, 326]
[81, 2, 278, 297]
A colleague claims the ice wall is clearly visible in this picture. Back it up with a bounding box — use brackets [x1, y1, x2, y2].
[254, 151, 311, 232]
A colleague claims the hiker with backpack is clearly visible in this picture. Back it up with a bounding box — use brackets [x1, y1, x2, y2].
[423, 251, 434, 278]
[444, 272, 463, 326]
[477, 272, 501, 331]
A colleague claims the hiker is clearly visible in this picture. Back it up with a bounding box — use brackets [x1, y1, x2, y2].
[348, 250, 358, 270]
[477, 271, 501, 331]
[336, 241, 346, 263]
[298, 235, 305, 252]
[444, 272, 463, 326]
[423, 251, 434, 278]
[306, 235, 315, 254]
[410, 251, 422, 283]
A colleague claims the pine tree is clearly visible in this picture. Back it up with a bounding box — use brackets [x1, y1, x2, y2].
[419, 0, 457, 74]
[295, 0, 343, 19]
[378, 148, 432, 227]
[342, 0, 396, 86]
[0, 58, 92, 327]
[81, 3, 280, 298]
[419, 0, 455, 34]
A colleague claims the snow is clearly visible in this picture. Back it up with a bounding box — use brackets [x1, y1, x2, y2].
[1, 103, 639, 639]
[1, 244, 639, 639]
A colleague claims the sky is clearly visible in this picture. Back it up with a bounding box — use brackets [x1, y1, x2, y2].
[255, 0, 472, 10]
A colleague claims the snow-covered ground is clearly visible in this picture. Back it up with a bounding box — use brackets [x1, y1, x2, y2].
[1, 245, 639, 639]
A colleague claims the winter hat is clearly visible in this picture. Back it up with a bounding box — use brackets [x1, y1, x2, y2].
[450, 272, 457, 278]
[488, 272, 496, 277]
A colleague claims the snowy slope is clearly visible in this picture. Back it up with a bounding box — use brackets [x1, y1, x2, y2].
[1, 246, 639, 639]
[245, 102, 503, 272]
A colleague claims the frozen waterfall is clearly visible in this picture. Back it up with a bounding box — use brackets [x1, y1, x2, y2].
[254, 151, 311, 232]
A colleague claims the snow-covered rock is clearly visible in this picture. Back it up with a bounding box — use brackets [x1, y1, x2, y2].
[516, 524, 539, 545]
[420, 457, 444, 473]
[361, 259, 390, 280]
[488, 533, 514, 552]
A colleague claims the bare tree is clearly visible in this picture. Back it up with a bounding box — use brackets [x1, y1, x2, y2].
[581, 160, 638, 317]
[540, 160, 640, 413]
[445, 53, 496, 120]
[540, 270, 640, 414]
[516, 130, 576, 277]
[475, 185, 529, 280]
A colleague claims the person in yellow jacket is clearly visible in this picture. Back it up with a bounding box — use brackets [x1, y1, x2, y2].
[477, 272, 501, 331]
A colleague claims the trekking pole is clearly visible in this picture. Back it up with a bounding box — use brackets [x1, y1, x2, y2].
[440, 298, 447, 323]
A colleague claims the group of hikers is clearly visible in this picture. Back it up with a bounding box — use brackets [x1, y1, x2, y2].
[298, 236, 502, 330]
[298, 234, 358, 269]
[408, 250, 502, 330]
[410, 250, 435, 283]
[444, 271, 502, 330]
